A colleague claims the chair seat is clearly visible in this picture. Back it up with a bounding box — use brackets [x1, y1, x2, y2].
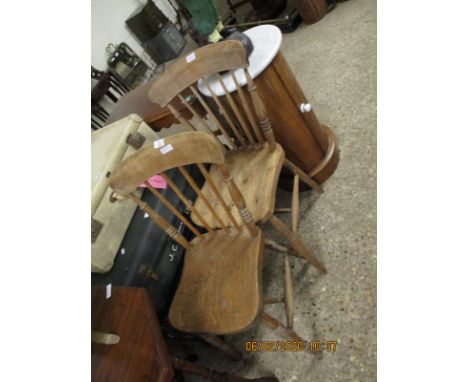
[168, 227, 264, 335]
[192, 142, 284, 228]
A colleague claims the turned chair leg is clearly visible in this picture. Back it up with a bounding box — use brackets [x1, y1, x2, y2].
[268, 215, 327, 274]
[261, 312, 304, 342]
[260, 313, 321, 357]
[283, 173, 299, 329]
[197, 333, 242, 361]
[284, 254, 294, 329]
[264, 239, 304, 260]
[172, 356, 279, 382]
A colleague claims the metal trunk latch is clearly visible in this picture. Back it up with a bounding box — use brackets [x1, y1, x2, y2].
[126, 132, 146, 149]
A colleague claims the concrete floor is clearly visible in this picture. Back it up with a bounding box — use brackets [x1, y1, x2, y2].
[168, 1, 376, 381]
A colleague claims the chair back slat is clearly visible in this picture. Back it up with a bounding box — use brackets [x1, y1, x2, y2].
[215, 73, 255, 145]
[109, 132, 224, 196]
[230, 70, 264, 144]
[161, 172, 216, 235]
[177, 166, 228, 230]
[147, 40, 277, 153]
[129, 193, 192, 250]
[201, 77, 246, 147]
[196, 163, 240, 229]
[145, 181, 203, 238]
[189, 85, 237, 149]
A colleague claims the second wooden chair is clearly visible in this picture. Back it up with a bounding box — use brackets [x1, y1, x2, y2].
[147, 40, 328, 329]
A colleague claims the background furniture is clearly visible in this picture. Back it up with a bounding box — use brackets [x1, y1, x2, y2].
[106, 43, 150, 90]
[201, 25, 339, 185]
[126, 1, 186, 64]
[91, 67, 130, 130]
[92, 287, 277, 381]
[92, 286, 174, 381]
[247, 0, 287, 21]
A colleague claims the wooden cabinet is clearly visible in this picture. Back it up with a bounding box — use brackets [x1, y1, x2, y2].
[244, 51, 339, 184]
[91, 287, 174, 382]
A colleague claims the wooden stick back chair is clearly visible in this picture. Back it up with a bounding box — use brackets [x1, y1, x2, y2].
[108, 131, 311, 350]
[147, 41, 327, 330]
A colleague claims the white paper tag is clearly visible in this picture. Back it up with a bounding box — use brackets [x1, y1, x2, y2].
[160, 144, 174, 155]
[143, 212, 149, 219]
[186, 52, 196, 63]
[120, 248, 125, 255]
[106, 283, 112, 299]
[153, 138, 165, 149]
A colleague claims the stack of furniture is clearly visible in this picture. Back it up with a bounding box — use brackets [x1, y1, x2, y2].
[92, 32, 340, 378]
[91, 67, 130, 130]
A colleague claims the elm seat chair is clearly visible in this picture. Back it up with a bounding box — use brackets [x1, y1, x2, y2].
[147, 40, 327, 329]
[108, 131, 311, 350]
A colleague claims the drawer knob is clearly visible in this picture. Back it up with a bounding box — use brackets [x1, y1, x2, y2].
[300, 103, 312, 113]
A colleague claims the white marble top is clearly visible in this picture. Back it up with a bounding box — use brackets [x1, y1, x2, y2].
[198, 24, 283, 97]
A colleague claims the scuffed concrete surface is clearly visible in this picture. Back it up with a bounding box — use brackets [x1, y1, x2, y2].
[167, 1, 376, 380]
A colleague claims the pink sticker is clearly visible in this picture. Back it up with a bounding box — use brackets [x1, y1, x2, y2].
[138, 174, 167, 189]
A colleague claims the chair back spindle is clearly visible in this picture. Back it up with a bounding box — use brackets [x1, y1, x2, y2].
[214, 73, 255, 145]
[144, 181, 203, 239]
[129, 192, 192, 250]
[201, 77, 246, 147]
[176, 94, 226, 151]
[243, 69, 276, 150]
[189, 85, 237, 149]
[195, 163, 240, 229]
[229, 70, 264, 144]
[160, 173, 216, 236]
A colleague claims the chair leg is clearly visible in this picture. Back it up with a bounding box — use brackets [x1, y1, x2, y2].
[261, 312, 304, 343]
[283, 158, 323, 193]
[264, 238, 304, 260]
[282, 173, 299, 328]
[268, 215, 327, 274]
[197, 333, 242, 361]
[284, 254, 294, 328]
[291, 174, 300, 232]
[172, 356, 279, 382]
